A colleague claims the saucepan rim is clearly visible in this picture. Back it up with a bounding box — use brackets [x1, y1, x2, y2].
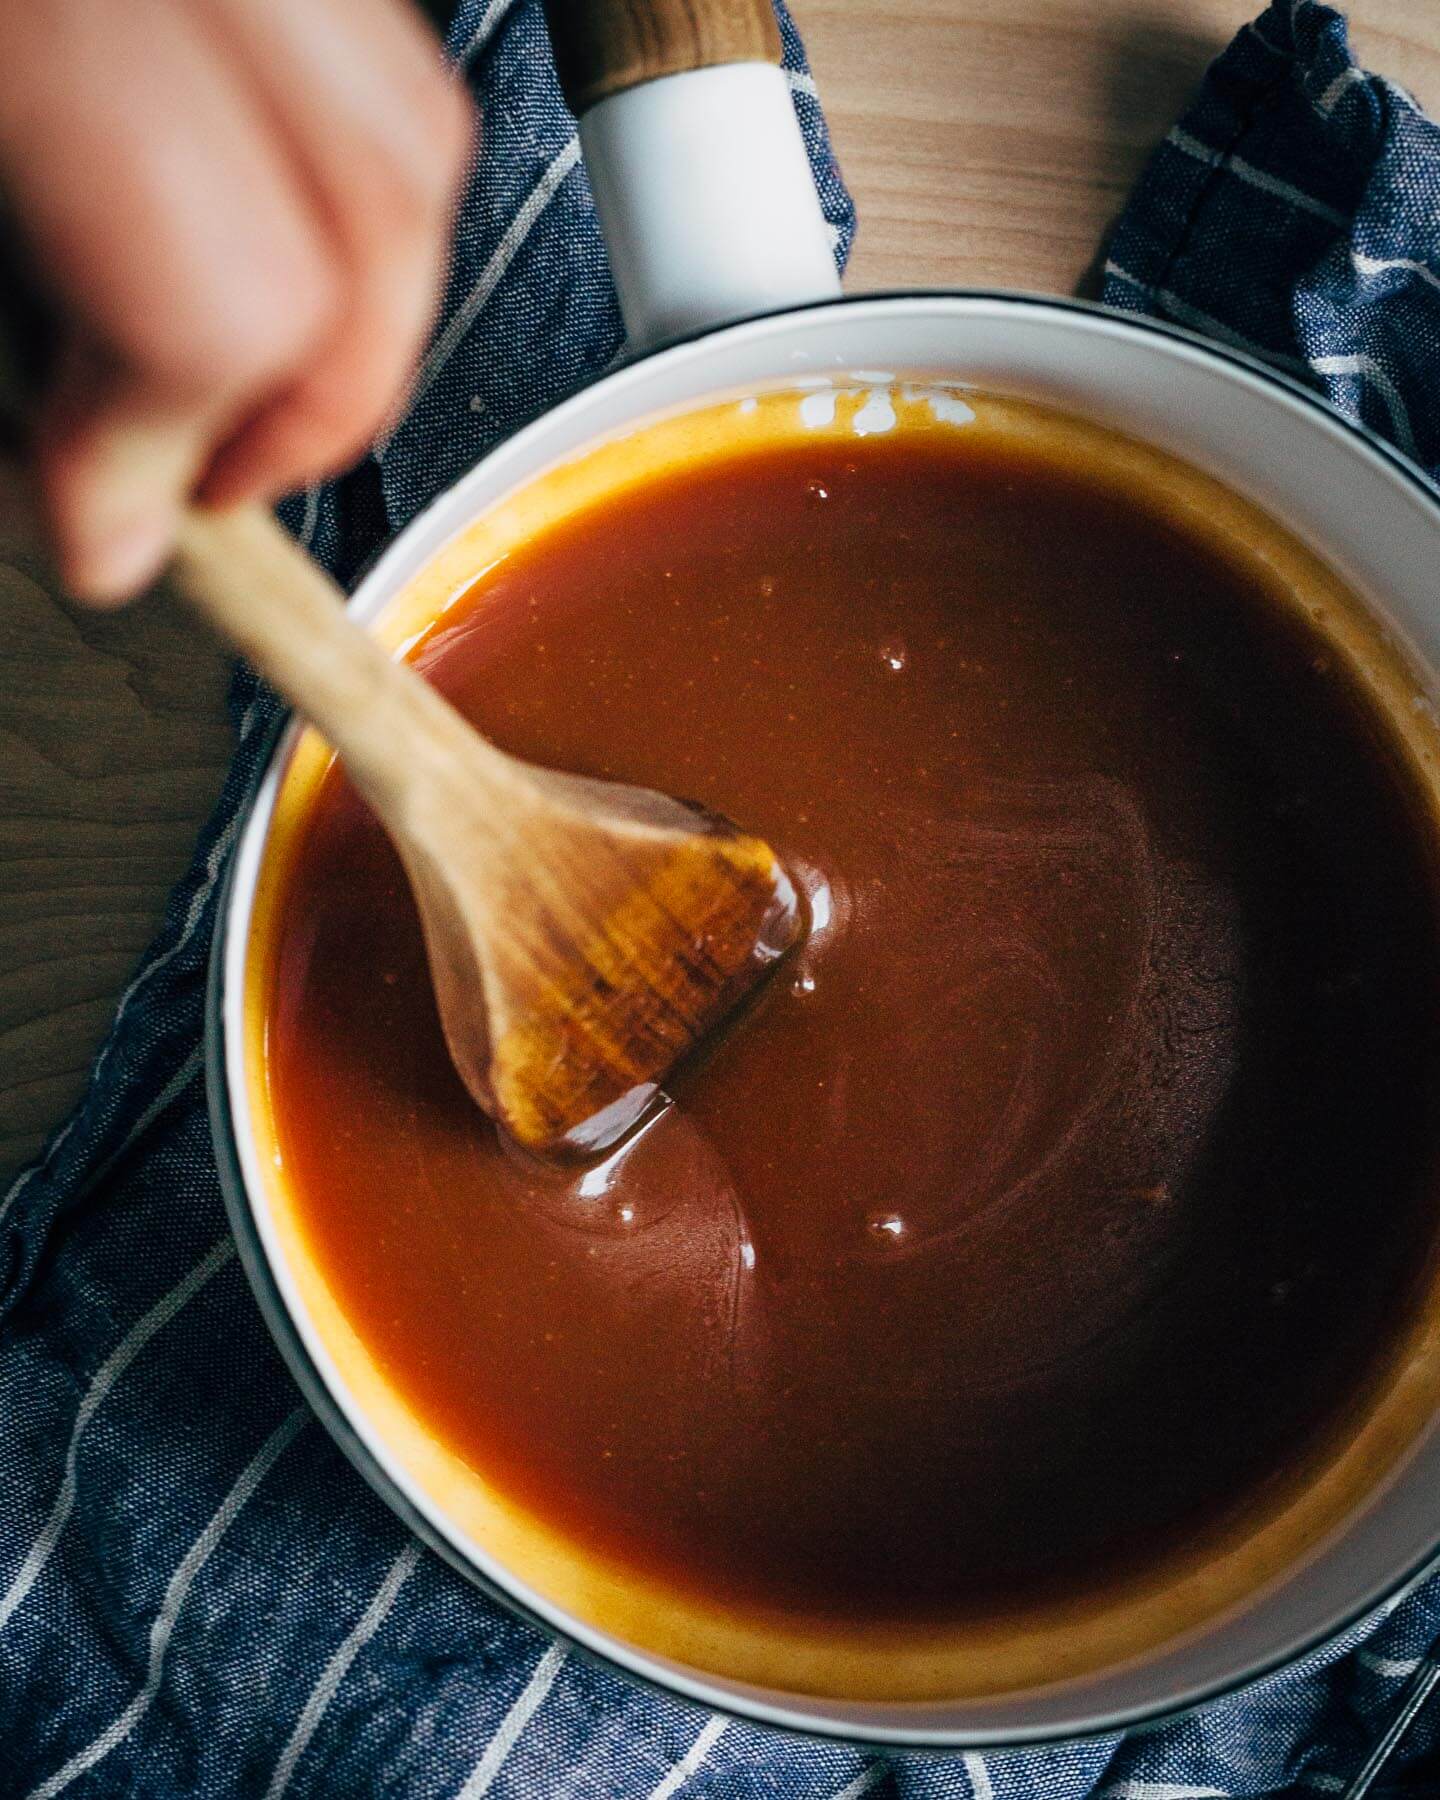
[208, 288, 1440, 1749]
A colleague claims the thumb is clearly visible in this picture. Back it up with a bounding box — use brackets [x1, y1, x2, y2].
[34, 333, 215, 603]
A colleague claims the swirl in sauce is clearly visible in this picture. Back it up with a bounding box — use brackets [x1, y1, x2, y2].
[269, 420, 1440, 1633]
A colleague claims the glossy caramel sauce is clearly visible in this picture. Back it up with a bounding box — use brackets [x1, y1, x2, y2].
[264, 403, 1440, 1663]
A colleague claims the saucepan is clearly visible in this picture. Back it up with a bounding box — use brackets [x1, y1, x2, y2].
[210, 0, 1440, 1747]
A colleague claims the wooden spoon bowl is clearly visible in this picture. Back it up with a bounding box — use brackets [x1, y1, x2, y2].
[173, 504, 801, 1156]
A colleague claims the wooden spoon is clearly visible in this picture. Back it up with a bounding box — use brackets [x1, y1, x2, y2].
[165, 505, 801, 1157]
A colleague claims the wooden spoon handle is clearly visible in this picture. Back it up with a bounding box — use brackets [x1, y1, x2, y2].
[0, 287, 526, 849]
[171, 506, 504, 819]
[543, 0, 781, 116]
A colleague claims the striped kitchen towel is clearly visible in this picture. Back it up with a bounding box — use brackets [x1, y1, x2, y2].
[1103, 0, 1440, 483]
[3, 0, 1440, 1795]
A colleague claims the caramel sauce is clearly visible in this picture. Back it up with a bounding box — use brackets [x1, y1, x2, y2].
[267, 421, 1440, 1641]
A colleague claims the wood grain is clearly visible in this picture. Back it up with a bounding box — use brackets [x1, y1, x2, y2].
[544, 0, 781, 114]
[0, 501, 230, 1179]
[806, 0, 1440, 296]
[3, 0, 1439, 1185]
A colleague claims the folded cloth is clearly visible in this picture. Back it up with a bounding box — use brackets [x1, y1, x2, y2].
[3, 1, 1440, 1795]
[1104, 0, 1440, 485]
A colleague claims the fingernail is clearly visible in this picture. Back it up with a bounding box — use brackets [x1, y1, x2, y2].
[68, 507, 178, 604]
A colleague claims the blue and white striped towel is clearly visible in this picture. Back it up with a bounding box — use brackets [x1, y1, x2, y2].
[4, 1, 1440, 1794]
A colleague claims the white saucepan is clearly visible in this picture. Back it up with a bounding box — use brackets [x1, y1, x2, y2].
[210, 0, 1440, 1746]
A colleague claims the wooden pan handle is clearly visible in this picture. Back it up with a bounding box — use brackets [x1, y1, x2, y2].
[543, 0, 781, 116]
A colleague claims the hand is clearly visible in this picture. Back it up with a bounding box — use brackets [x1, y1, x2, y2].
[0, 0, 473, 602]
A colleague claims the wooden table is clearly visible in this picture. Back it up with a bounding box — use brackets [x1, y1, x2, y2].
[3, 0, 1439, 1182]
